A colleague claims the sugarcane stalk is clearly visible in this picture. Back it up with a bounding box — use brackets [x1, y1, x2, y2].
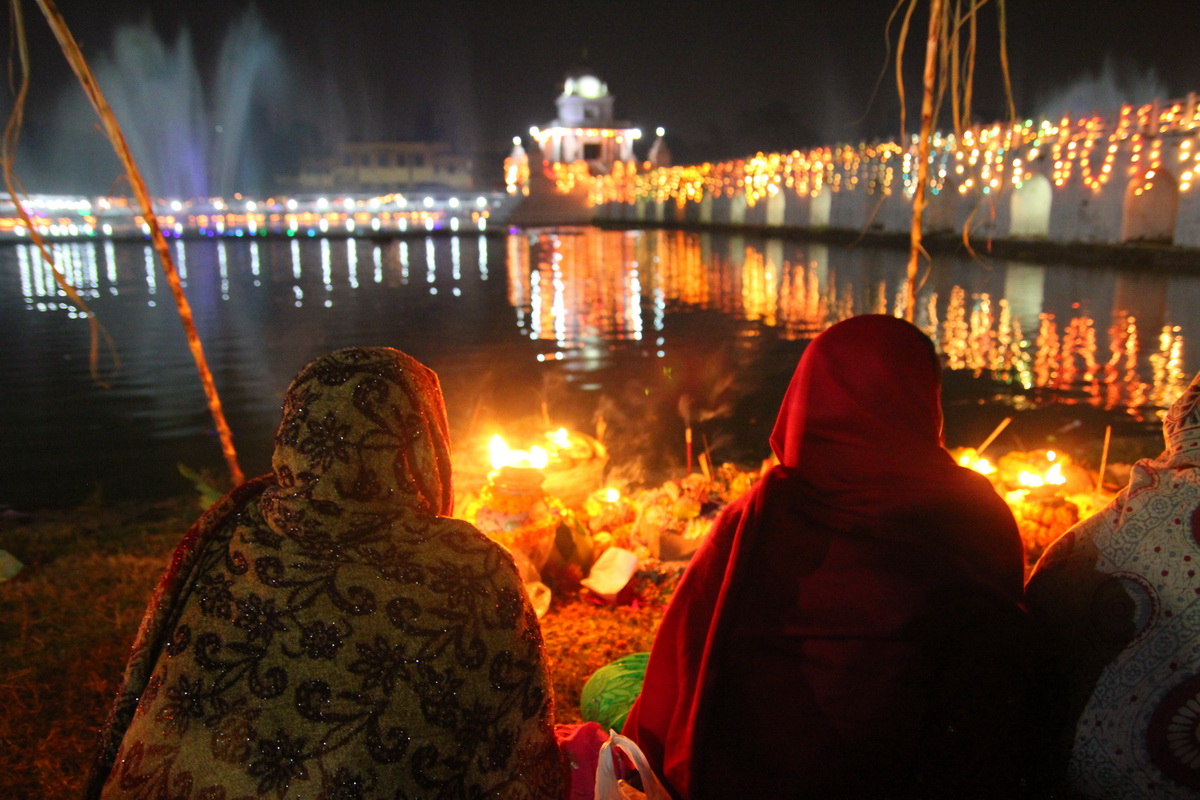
[905, 0, 944, 322]
[3, 0, 120, 386]
[34, 0, 244, 485]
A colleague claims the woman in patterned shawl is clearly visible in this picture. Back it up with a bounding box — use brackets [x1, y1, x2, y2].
[1026, 370, 1200, 798]
[86, 347, 564, 800]
[622, 315, 1040, 799]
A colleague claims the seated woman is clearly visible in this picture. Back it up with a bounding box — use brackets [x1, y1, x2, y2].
[86, 347, 564, 799]
[622, 315, 1040, 799]
[1026, 371, 1200, 798]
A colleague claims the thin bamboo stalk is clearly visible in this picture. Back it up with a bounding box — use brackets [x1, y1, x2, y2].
[976, 416, 1011, 456]
[1097, 425, 1112, 490]
[904, 0, 945, 322]
[34, 0, 244, 485]
[2, 0, 119, 386]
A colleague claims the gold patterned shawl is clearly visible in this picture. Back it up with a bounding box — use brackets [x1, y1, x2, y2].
[86, 347, 564, 799]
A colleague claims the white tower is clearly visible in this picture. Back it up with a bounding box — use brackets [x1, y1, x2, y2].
[531, 69, 641, 175]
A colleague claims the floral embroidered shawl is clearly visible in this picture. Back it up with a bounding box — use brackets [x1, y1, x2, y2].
[86, 347, 564, 799]
[1027, 371, 1200, 798]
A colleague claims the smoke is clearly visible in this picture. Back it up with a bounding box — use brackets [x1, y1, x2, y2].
[1035, 55, 1170, 120]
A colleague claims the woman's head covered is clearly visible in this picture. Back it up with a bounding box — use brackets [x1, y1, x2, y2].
[269, 346, 453, 517]
[769, 314, 944, 472]
[1162, 370, 1200, 467]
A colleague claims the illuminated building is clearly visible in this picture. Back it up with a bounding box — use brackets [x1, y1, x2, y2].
[296, 141, 472, 192]
[529, 69, 641, 176]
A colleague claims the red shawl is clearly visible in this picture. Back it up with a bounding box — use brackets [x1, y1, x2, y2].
[623, 315, 1034, 799]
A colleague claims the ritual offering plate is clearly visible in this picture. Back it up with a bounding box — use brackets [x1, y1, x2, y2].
[627, 467, 759, 561]
[453, 427, 608, 511]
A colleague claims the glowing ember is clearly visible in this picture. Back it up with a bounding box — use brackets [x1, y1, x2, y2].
[489, 434, 549, 470]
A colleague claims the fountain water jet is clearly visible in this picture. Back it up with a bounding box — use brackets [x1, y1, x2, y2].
[47, 7, 284, 199]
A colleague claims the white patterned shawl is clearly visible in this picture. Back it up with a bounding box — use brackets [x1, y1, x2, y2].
[1027, 371, 1200, 798]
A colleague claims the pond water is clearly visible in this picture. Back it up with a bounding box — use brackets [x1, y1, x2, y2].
[2, 226, 1196, 509]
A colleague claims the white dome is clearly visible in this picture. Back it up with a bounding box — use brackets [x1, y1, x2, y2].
[563, 74, 606, 99]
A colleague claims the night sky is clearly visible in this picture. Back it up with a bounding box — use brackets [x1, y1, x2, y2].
[6, 0, 1198, 195]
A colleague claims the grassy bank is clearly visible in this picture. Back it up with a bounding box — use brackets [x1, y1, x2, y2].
[0, 497, 665, 799]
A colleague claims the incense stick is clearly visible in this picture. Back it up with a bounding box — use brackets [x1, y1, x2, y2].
[1097, 425, 1112, 490]
[975, 416, 1012, 456]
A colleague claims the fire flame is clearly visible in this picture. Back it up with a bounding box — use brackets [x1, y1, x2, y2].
[1018, 462, 1066, 487]
[489, 427, 582, 471]
[489, 435, 549, 470]
[958, 453, 996, 475]
[604, 487, 620, 502]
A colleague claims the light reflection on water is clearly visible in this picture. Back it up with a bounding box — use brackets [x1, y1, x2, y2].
[1, 227, 1195, 508]
[514, 229, 1192, 412]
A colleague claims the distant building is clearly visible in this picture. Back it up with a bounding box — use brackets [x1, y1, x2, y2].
[530, 69, 641, 175]
[296, 141, 472, 192]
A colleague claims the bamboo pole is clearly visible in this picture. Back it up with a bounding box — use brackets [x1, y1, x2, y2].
[2, 0, 120, 386]
[904, 0, 945, 322]
[34, 0, 244, 485]
[976, 416, 1011, 456]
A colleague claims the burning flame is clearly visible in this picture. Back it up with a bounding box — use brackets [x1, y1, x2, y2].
[958, 453, 996, 475]
[1018, 462, 1066, 488]
[489, 435, 549, 470]
[603, 487, 620, 502]
[488, 427, 587, 471]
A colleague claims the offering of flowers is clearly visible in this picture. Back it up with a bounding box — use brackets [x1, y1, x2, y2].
[623, 464, 759, 561]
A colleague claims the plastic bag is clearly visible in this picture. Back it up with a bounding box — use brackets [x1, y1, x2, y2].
[595, 731, 672, 800]
[508, 546, 552, 618]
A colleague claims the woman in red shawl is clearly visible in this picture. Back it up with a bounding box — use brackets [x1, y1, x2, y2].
[623, 315, 1039, 799]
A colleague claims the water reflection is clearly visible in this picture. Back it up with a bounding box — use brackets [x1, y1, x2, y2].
[10, 229, 1196, 417]
[507, 229, 1191, 413]
[4, 228, 1199, 508]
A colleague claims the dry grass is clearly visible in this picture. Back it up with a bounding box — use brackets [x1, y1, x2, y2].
[0, 498, 194, 798]
[0, 498, 666, 799]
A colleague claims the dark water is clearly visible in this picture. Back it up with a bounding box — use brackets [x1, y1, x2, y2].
[2, 227, 1196, 509]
